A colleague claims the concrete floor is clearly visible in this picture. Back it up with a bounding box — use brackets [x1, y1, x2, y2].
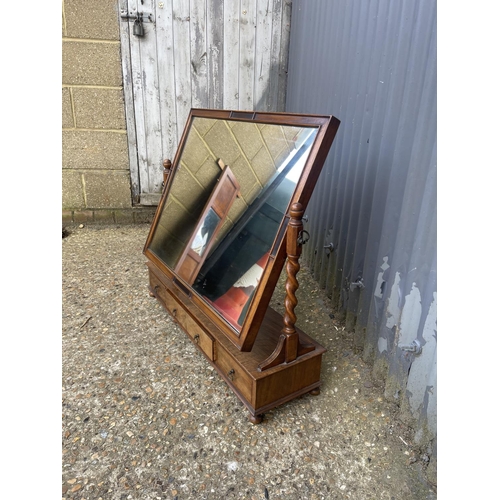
[62, 224, 436, 499]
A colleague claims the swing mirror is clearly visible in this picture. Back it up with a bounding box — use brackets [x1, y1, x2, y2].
[144, 109, 340, 351]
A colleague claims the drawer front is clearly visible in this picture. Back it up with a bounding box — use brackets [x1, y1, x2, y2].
[150, 270, 168, 302]
[215, 345, 252, 403]
[174, 304, 215, 361]
[149, 271, 214, 361]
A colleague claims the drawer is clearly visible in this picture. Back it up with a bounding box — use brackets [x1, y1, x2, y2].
[149, 271, 171, 304]
[149, 271, 214, 361]
[215, 345, 253, 403]
[173, 304, 215, 361]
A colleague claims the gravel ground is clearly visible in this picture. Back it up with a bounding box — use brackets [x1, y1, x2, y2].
[62, 224, 437, 500]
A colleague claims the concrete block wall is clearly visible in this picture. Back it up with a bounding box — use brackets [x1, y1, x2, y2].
[149, 118, 299, 266]
[62, 0, 154, 225]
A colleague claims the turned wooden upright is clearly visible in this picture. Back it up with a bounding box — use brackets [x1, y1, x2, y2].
[162, 159, 172, 190]
[258, 202, 314, 371]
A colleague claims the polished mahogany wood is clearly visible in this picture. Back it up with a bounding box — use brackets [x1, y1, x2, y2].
[143, 109, 341, 352]
[143, 109, 340, 422]
[162, 159, 172, 190]
[258, 203, 314, 371]
[147, 260, 326, 423]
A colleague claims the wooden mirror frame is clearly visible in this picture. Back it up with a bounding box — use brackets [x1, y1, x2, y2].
[144, 109, 340, 352]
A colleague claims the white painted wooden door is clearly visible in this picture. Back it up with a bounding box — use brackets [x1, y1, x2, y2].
[119, 0, 292, 205]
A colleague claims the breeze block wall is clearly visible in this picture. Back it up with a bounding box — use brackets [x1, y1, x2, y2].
[62, 0, 154, 225]
[149, 118, 301, 266]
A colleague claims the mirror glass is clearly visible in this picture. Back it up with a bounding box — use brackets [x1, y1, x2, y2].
[191, 207, 220, 257]
[148, 116, 318, 332]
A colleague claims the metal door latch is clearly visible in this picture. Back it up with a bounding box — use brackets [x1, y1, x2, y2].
[120, 10, 155, 22]
[400, 339, 422, 355]
[133, 14, 145, 36]
[297, 230, 310, 245]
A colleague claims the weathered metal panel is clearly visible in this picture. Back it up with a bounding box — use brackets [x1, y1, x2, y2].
[286, 0, 437, 450]
[121, 0, 292, 204]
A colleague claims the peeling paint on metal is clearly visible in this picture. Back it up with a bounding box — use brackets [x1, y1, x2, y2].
[378, 336, 388, 354]
[286, 0, 437, 449]
[406, 292, 437, 424]
[386, 272, 401, 330]
[374, 256, 390, 299]
[398, 283, 422, 348]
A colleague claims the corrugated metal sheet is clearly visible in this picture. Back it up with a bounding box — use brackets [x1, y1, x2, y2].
[285, 0, 437, 450]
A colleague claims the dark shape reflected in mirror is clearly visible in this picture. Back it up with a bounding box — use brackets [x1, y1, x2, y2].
[145, 109, 339, 351]
[205, 251, 270, 330]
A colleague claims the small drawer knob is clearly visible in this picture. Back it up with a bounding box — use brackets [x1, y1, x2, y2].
[194, 334, 200, 344]
[227, 369, 235, 381]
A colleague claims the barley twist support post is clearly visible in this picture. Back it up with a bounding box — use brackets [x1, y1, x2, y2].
[258, 203, 314, 371]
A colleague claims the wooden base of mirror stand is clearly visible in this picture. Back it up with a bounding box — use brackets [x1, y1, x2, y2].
[147, 263, 326, 424]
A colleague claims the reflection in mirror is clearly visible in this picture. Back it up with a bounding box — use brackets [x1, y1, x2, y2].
[173, 164, 239, 285]
[148, 117, 318, 332]
[191, 207, 220, 256]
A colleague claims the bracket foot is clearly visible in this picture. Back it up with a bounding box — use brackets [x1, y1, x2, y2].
[248, 413, 264, 424]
